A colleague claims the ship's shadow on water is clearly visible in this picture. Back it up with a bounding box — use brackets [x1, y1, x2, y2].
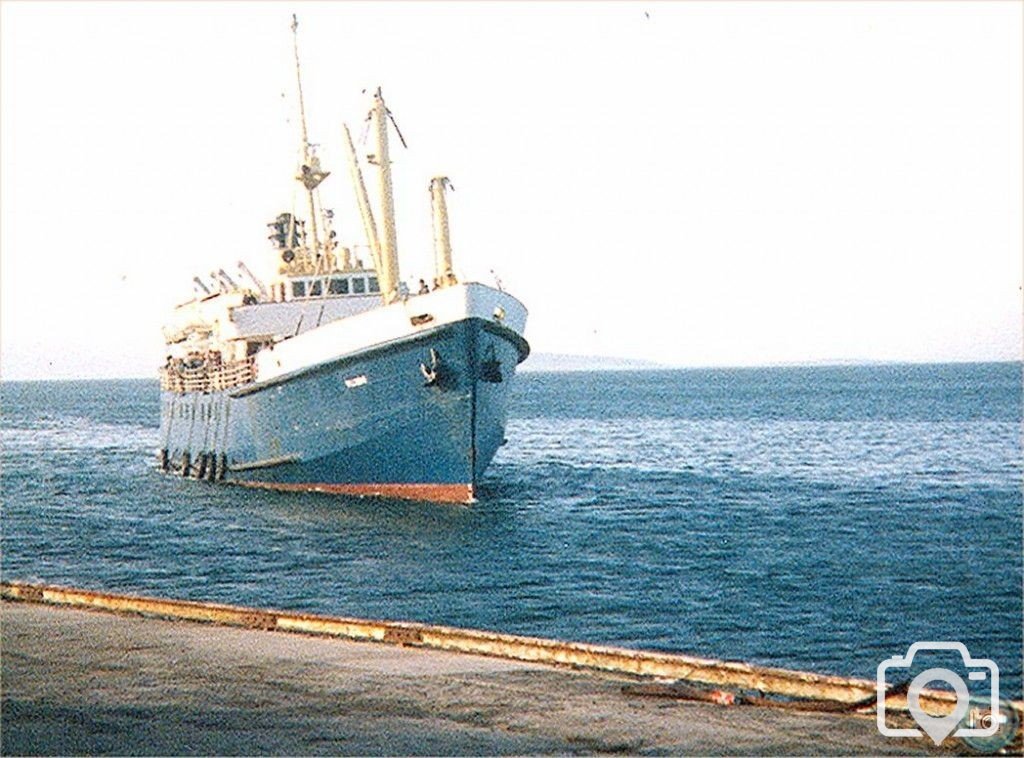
[2, 366, 1022, 698]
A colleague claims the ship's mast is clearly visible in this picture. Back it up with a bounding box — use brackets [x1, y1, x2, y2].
[430, 176, 456, 287]
[291, 15, 327, 272]
[370, 88, 402, 303]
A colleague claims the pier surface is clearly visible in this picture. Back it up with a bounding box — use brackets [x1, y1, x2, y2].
[1, 600, 946, 756]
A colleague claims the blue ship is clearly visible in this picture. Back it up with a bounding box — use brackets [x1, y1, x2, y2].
[157, 18, 529, 504]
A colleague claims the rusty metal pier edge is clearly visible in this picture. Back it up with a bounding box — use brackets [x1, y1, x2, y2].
[3, 580, 1021, 724]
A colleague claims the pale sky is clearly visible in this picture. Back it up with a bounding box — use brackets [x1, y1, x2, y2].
[1, 1, 1021, 380]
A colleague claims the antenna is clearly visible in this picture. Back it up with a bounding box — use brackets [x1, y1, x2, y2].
[290, 15, 324, 268]
[291, 15, 310, 154]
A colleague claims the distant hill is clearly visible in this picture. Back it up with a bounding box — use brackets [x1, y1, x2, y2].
[520, 353, 667, 373]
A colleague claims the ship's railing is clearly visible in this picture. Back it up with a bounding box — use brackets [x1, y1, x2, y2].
[159, 356, 256, 394]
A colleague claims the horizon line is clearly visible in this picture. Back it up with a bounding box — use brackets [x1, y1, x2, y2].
[1, 357, 1020, 383]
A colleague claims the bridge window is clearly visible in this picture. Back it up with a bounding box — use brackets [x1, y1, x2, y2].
[353, 277, 366, 294]
[291, 280, 306, 298]
[368, 276, 380, 293]
[309, 280, 323, 296]
[329, 277, 349, 295]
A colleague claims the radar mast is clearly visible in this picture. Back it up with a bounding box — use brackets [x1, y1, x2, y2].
[290, 15, 330, 273]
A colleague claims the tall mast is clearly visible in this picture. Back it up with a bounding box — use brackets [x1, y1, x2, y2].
[370, 88, 401, 303]
[291, 15, 326, 270]
[430, 177, 456, 287]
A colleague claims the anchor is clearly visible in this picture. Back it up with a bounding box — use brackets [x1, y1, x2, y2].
[420, 348, 447, 388]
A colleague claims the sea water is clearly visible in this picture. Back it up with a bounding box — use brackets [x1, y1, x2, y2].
[2, 363, 1020, 696]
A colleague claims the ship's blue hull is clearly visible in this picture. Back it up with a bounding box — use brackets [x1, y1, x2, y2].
[158, 317, 527, 503]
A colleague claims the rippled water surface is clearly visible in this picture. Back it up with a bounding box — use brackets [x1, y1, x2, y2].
[2, 363, 1021, 695]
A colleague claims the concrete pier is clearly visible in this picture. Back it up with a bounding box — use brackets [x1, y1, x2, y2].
[1, 597, 958, 755]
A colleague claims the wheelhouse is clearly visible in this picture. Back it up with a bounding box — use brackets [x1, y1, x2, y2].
[288, 273, 381, 300]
